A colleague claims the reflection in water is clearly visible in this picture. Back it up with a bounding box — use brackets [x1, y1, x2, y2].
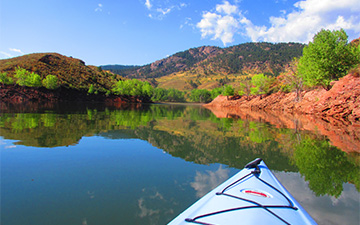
[274, 171, 360, 225]
[294, 137, 360, 197]
[1, 103, 359, 224]
[191, 165, 230, 198]
[137, 188, 176, 225]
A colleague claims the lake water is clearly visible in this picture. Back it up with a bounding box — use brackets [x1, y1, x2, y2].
[1, 103, 359, 225]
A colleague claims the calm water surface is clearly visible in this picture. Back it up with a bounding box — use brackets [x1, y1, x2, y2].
[1, 103, 359, 225]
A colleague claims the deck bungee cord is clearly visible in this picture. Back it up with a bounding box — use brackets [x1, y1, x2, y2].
[183, 158, 298, 225]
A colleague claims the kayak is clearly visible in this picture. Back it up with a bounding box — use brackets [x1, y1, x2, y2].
[168, 158, 317, 225]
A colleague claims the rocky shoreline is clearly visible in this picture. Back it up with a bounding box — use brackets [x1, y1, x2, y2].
[205, 73, 360, 125]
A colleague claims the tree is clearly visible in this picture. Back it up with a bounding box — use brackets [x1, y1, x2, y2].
[0, 72, 14, 85]
[27, 72, 42, 87]
[238, 79, 251, 100]
[298, 29, 359, 90]
[210, 87, 223, 99]
[88, 84, 95, 94]
[14, 67, 41, 87]
[190, 89, 212, 103]
[250, 73, 271, 95]
[14, 67, 29, 86]
[280, 58, 303, 101]
[222, 85, 234, 96]
[42, 75, 59, 89]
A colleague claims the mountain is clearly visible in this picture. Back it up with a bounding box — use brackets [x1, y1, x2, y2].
[0, 53, 120, 92]
[102, 42, 304, 79]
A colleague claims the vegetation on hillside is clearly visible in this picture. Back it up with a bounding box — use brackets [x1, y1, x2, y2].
[102, 42, 304, 80]
[1, 30, 358, 103]
[235, 29, 360, 100]
[0, 53, 120, 94]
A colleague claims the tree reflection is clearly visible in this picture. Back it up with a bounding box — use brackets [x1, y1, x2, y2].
[1, 104, 358, 197]
[294, 137, 360, 197]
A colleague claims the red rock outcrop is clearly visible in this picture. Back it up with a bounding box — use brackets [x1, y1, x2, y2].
[204, 73, 360, 153]
[205, 73, 360, 124]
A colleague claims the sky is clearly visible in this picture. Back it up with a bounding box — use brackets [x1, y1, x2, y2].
[0, 0, 359, 66]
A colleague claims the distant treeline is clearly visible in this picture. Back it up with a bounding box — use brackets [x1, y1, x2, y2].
[100, 65, 140, 74]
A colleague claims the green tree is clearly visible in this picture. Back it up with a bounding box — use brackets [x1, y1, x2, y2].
[14, 67, 42, 87]
[210, 87, 223, 99]
[250, 73, 271, 95]
[223, 85, 234, 96]
[152, 88, 168, 102]
[238, 79, 251, 99]
[142, 82, 154, 97]
[298, 29, 359, 90]
[190, 89, 212, 103]
[42, 75, 59, 89]
[0, 72, 14, 85]
[27, 72, 42, 87]
[88, 84, 95, 94]
[112, 79, 154, 97]
[167, 88, 186, 102]
[14, 67, 29, 86]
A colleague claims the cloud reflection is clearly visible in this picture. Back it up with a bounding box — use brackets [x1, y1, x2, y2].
[137, 187, 175, 224]
[273, 171, 359, 225]
[190, 165, 230, 198]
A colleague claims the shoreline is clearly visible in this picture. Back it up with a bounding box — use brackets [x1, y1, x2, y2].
[0, 84, 152, 105]
[204, 73, 360, 125]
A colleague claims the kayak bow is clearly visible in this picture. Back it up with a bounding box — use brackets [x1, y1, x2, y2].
[169, 158, 317, 225]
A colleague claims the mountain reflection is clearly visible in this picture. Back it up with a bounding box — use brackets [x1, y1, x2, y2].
[0, 103, 359, 197]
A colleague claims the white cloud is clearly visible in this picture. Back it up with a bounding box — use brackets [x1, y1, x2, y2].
[95, 3, 103, 12]
[157, 7, 171, 16]
[240, 0, 360, 43]
[145, 0, 152, 10]
[216, 0, 238, 15]
[9, 48, 24, 54]
[196, 0, 360, 45]
[145, 1, 186, 20]
[190, 165, 229, 198]
[197, 1, 240, 46]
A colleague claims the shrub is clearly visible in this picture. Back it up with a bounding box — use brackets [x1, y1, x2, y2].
[250, 74, 271, 95]
[0, 72, 14, 85]
[27, 72, 42, 87]
[190, 89, 212, 103]
[88, 84, 95, 94]
[223, 85, 234, 96]
[14, 67, 42, 87]
[14, 67, 28, 86]
[42, 75, 59, 89]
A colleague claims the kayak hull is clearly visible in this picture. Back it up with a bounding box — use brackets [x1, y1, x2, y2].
[168, 159, 317, 225]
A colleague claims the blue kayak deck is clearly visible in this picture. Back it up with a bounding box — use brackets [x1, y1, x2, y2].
[168, 159, 317, 225]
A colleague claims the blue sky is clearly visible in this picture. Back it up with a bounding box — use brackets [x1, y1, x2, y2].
[1, 0, 359, 66]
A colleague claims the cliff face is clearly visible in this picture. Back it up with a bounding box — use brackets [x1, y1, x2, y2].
[205, 73, 360, 125]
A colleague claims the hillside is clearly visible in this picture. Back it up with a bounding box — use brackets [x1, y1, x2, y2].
[103, 42, 304, 78]
[0, 53, 121, 92]
[0, 53, 154, 104]
[102, 42, 304, 90]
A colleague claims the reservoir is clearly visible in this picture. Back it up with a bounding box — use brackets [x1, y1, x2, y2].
[1, 103, 359, 225]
